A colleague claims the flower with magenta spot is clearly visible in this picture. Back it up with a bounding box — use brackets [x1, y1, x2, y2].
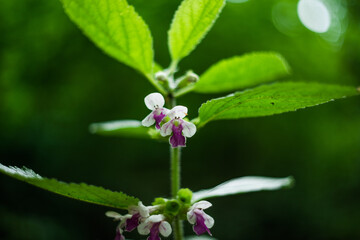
[187, 201, 214, 236]
[125, 201, 152, 231]
[138, 214, 172, 240]
[160, 106, 196, 148]
[142, 93, 170, 129]
[105, 211, 131, 240]
[106, 202, 157, 239]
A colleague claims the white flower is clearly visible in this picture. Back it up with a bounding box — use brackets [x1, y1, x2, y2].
[142, 93, 170, 129]
[187, 201, 214, 236]
[138, 214, 172, 240]
[160, 106, 196, 148]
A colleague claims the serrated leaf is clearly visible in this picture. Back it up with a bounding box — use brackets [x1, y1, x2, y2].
[198, 82, 359, 127]
[194, 52, 290, 93]
[168, 0, 226, 63]
[0, 164, 139, 209]
[60, 0, 154, 76]
[192, 176, 294, 202]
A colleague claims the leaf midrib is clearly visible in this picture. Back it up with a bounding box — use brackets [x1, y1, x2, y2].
[199, 92, 338, 126]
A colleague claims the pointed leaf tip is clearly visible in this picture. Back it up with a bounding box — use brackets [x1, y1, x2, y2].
[192, 176, 294, 202]
[0, 163, 139, 209]
[195, 52, 291, 94]
[60, 0, 154, 76]
[198, 82, 359, 127]
[169, 0, 226, 62]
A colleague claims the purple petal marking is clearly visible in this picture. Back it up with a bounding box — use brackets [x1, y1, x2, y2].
[170, 123, 186, 148]
[193, 210, 212, 236]
[125, 213, 140, 232]
[153, 110, 166, 129]
[115, 229, 125, 240]
[148, 222, 161, 240]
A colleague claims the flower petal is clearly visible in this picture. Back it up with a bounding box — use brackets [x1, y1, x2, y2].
[187, 210, 196, 225]
[148, 222, 161, 240]
[145, 93, 165, 110]
[193, 209, 212, 236]
[115, 228, 125, 240]
[138, 202, 150, 218]
[182, 121, 196, 138]
[125, 213, 140, 232]
[159, 221, 172, 237]
[160, 121, 173, 136]
[168, 106, 188, 119]
[147, 214, 164, 223]
[137, 221, 151, 235]
[105, 211, 122, 219]
[203, 213, 215, 228]
[169, 128, 186, 148]
[193, 201, 212, 210]
[142, 112, 155, 127]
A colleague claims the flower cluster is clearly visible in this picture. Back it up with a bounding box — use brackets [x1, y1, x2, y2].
[142, 93, 196, 148]
[106, 202, 170, 240]
[106, 199, 214, 240]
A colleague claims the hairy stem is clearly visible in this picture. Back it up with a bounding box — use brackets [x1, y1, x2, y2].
[169, 95, 184, 240]
[171, 147, 181, 197]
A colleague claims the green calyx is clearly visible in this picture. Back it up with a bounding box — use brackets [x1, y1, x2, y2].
[150, 188, 193, 219]
[165, 200, 181, 216]
[177, 188, 193, 204]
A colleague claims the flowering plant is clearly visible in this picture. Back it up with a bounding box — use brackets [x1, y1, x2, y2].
[1, 0, 359, 239]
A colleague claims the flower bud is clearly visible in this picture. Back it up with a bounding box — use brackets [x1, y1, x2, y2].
[155, 71, 167, 82]
[187, 72, 199, 83]
[178, 188, 193, 204]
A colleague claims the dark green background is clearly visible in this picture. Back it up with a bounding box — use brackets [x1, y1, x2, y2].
[1, 0, 360, 239]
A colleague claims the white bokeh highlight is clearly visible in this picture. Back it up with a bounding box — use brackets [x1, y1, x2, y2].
[297, 0, 331, 33]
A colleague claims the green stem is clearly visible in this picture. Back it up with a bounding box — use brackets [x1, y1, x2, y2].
[171, 147, 181, 197]
[145, 73, 167, 95]
[169, 95, 184, 240]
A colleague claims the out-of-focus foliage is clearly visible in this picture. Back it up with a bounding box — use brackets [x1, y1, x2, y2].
[1, 0, 360, 239]
[194, 52, 290, 93]
[192, 176, 294, 202]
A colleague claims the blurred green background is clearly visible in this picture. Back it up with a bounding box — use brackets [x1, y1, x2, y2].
[1, 0, 360, 239]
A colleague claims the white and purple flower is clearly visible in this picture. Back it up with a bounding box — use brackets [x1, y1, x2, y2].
[160, 106, 196, 148]
[125, 201, 152, 231]
[187, 201, 214, 236]
[106, 202, 157, 239]
[138, 214, 172, 240]
[142, 93, 170, 129]
[105, 211, 131, 240]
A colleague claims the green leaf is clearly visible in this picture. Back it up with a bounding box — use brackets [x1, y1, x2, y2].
[0, 164, 139, 209]
[90, 120, 148, 138]
[192, 176, 294, 202]
[186, 237, 217, 240]
[198, 82, 359, 127]
[89, 120, 164, 140]
[194, 52, 290, 93]
[60, 0, 154, 76]
[168, 0, 226, 63]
